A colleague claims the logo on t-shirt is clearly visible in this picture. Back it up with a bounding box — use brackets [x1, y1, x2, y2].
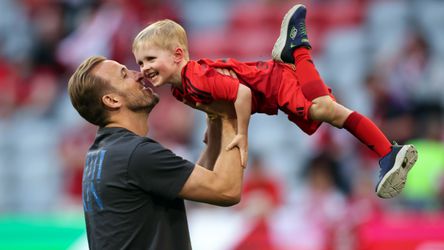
[83, 149, 107, 212]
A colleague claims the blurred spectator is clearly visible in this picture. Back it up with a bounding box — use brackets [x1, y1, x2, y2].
[59, 123, 96, 207]
[56, 0, 181, 71]
[401, 104, 444, 210]
[342, 168, 385, 250]
[272, 153, 347, 250]
[0, 0, 33, 65]
[384, 31, 431, 110]
[26, 1, 65, 71]
[8, 68, 63, 212]
[231, 154, 283, 250]
[56, 1, 129, 70]
[0, 1, 443, 249]
[0, 63, 20, 119]
[0, 63, 21, 210]
[376, 28, 444, 117]
[111, 0, 181, 66]
[364, 68, 393, 120]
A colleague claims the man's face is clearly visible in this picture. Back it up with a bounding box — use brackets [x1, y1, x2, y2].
[93, 60, 159, 112]
[133, 44, 178, 87]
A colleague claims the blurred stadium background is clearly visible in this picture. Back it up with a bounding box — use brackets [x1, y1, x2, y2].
[0, 0, 443, 249]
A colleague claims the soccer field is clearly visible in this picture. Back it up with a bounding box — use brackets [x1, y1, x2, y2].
[0, 213, 86, 250]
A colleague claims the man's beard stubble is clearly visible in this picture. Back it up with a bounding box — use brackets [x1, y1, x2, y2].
[127, 92, 160, 114]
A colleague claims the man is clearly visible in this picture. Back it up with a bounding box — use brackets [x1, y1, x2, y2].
[67, 56, 244, 249]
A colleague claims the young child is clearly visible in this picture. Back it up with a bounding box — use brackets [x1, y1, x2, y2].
[132, 4, 418, 198]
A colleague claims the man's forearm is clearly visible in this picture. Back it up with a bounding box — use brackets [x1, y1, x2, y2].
[196, 116, 222, 170]
[179, 117, 243, 206]
[211, 118, 244, 204]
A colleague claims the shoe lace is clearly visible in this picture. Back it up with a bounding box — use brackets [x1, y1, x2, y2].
[298, 22, 307, 36]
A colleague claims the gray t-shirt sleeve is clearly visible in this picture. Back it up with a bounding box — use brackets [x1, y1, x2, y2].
[128, 140, 194, 200]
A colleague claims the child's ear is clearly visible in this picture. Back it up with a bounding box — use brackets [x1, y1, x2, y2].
[102, 93, 122, 109]
[173, 47, 185, 63]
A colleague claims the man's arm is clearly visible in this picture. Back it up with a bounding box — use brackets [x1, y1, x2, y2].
[194, 100, 236, 170]
[178, 118, 244, 206]
[196, 116, 222, 170]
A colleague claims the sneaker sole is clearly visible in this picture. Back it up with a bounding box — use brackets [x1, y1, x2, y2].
[376, 145, 418, 199]
[272, 4, 304, 62]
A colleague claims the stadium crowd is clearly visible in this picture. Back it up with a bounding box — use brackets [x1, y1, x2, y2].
[0, 0, 443, 249]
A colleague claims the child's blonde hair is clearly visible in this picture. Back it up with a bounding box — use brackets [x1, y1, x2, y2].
[133, 19, 189, 60]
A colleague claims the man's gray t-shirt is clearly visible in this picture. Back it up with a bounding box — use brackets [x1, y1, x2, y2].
[83, 127, 194, 250]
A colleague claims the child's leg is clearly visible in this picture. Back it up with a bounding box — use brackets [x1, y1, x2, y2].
[308, 94, 417, 199]
[309, 96, 391, 158]
[301, 57, 418, 199]
[292, 47, 392, 157]
[274, 3, 418, 199]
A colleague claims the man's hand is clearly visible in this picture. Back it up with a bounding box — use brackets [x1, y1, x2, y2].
[214, 68, 238, 79]
[182, 98, 236, 119]
[226, 133, 248, 168]
[195, 101, 236, 119]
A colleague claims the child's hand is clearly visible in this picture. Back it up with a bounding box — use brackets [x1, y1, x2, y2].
[226, 134, 248, 167]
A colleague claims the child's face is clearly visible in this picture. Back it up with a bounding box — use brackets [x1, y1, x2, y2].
[133, 44, 178, 87]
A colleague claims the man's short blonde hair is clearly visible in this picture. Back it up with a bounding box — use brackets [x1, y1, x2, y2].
[132, 19, 189, 59]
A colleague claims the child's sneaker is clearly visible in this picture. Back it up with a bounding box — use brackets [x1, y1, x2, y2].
[375, 143, 418, 199]
[272, 4, 311, 64]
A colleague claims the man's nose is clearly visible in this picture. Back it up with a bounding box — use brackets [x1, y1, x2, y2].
[132, 71, 144, 81]
[141, 64, 150, 76]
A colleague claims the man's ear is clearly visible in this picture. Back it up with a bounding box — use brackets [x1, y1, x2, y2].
[173, 47, 185, 63]
[102, 93, 122, 109]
